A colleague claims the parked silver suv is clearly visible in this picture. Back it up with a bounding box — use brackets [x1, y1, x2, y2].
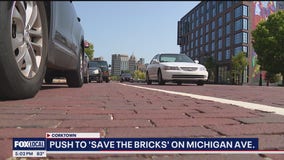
[0, 1, 86, 100]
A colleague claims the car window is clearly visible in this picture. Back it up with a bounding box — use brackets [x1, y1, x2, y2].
[97, 61, 108, 67]
[150, 55, 158, 64]
[159, 54, 194, 63]
[88, 61, 100, 67]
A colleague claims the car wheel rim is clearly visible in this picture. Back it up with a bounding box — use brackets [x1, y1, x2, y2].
[11, 1, 43, 79]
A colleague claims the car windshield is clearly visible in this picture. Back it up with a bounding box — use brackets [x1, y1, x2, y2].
[159, 54, 194, 63]
[96, 61, 108, 67]
[88, 61, 100, 68]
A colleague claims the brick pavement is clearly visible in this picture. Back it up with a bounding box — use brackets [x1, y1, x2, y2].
[0, 82, 283, 159]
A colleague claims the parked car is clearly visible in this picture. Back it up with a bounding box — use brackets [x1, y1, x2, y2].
[88, 61, 103, 83]
[146, 53, 208, 86]
[0, 1, 86, 100]
[120, 73, 134, 83]
[92, 60, 110, 83]
[83, 53, 90, 83]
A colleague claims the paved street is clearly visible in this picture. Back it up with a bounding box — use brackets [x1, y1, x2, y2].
[0, 81, 284, 160]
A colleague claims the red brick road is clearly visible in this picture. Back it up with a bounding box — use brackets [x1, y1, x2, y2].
[0, 82, 283, 159]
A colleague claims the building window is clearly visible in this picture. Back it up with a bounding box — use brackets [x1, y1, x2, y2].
[218, 39, 222, 49]
[201, 16, 204, 24]
[218, 51, 222, 61]
[218, 28, 222, 38]
[206, 1, 210, 10]
[227, 1, 232, 8]
[212, 41, 215, 51]
[218, 16, 223, 27]
[243, 5, 248, 17]
[243, 32, 248, 43]
[226, 24, 230, 35]
[235, 19, 242, 31]
[206, 24, 209, 33]
[243, 46, 248, 54]
[200, 37, 203, 45]
[218, 2, 223, 13]
[213, 8, 216, 17]
[234, 46, 242, 55]
[234, 32, 242, 44]
[225, 49, 230, 59]
[200, 27, 203, 35]
[206, 12, 209, 21]
[211, 31, 215, 41]
[205, 33, 209, 43]
[226, 36, 230, 47]
[212, 31, 215, 41]
[201, 5, 204, 14]
[234, 5, 248, 18]
[205, 44, 209, 52]
[211, 21, 216, 30]
[195, 30, 199, 38]
[243, 18, 248, 30]
[235, 18, 248, 31]
[226, 12, 231, 23]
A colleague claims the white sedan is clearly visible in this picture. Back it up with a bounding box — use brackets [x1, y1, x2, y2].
[146, 53, 208, 86]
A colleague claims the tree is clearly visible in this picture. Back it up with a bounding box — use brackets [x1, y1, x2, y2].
[231, 52, 248, 85]
[133, 70, 146, 80]
[204, 57, 217, 83]
[252, 11, 284, 86]
[84, 42, 94, 59]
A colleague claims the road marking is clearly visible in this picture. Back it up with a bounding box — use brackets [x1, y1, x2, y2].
[119, 83, 284, 116]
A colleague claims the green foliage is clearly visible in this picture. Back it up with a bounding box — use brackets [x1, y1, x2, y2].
[204, 57, 217, 83]
[231, 52, 248, 85]
[85, 42, 94, 59]
[133, 70, 146, 80]
[110, 76, 120, 81]
[265, 72, 282, 83]
[252, 11, 284, 85]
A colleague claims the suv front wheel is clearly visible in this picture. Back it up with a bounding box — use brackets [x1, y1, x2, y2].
[0, 1, 48, 100]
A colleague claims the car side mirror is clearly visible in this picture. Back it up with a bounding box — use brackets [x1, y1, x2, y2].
[84, 41, 89, 48]
[194, 60, 199, 64]
[152, 59, 159, 64]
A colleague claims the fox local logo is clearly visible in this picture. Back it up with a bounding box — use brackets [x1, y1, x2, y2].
[14, 140, 45, 148]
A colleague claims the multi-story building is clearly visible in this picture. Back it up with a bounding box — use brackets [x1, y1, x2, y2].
[111, 54, 129, 76]
[177, 1, 283, 84]
[137, 58, 146, 72]
[129, 54, 136, 74]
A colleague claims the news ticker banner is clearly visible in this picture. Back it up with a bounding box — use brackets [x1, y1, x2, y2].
[13, 132, 259, 157]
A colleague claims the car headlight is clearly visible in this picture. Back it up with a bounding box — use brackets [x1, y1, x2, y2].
[199, 67, 207, 71]
[93, 69, 99, 74]
[163, 66, 180, 70]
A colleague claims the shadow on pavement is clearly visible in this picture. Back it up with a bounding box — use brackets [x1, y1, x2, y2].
[40, 83, 68, 90]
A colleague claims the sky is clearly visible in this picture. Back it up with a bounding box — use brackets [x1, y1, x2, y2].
[73, 1, 200, 64]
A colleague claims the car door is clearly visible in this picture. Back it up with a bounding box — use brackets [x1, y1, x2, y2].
[52, 1, 76, 56]
[148, 54, 160, 80]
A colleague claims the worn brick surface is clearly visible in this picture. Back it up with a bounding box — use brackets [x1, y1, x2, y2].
[208, 123, 284, 136]
[0, 82, 283, 159]
[152, 118, 240, 127]
[106, 127, 218, 138]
